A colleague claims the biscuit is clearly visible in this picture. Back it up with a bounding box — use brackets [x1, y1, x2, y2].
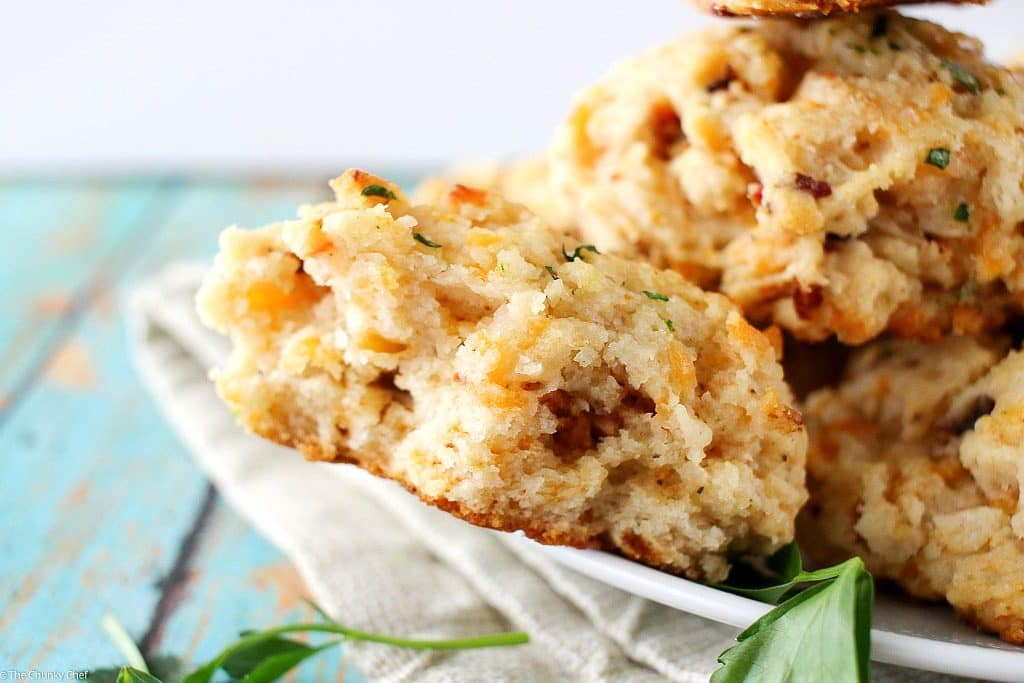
[197, 169, 807, 581]
[799, 335, 1024, 643]
[414, 157, 570, 230]
[549, 12, 1024, 343]
[689, 0, 982, 17]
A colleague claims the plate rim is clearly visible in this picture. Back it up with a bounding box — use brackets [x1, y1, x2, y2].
[529, 541, 1024, 682]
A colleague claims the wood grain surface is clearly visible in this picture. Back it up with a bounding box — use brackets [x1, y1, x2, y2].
[0, 177, 406, 679]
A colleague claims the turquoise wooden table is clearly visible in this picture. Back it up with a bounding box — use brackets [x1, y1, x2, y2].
[0, 176, 415, 679]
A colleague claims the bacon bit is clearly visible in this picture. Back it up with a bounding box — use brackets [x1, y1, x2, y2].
[932, 455, 971, 486]
[937, 394, 995, 435]
[648, 101, 684, 161]
[540, 390, 594, 452]
[746, 182, 763, 208]
[706, 65, 736, 93]
[449, 184, 487, 206]
[621, 388, 655, 414]
[350, 169, 369, 184]
[795, 173, 832, 199]
[793, 285, 824, 320]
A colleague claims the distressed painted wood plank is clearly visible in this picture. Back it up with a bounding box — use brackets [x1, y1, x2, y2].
[0, 179, 172, 407]
[156, 498, 362, 681]
[2, 174, 413, 675]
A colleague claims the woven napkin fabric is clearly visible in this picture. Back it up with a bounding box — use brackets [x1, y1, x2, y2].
[126, 263, 969, 683]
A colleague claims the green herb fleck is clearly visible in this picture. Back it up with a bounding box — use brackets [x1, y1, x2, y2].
[712, 544, 874, 683]
[643, 290, 669, 302]
[925, 147, 951, 169]
[498, 263, 506, 273]
[665, 319, 675, 332]
[953, 202, 971, 223]
[888, 40, 903, 51]
[958, 280, 978, 302]
[414, 233, 442, 248]
[941, 59, 982, 94]
[361, 184, 396, 200]
[997, 87, 1007, 97]
[545, 265, 559, 280]
[870, 15, 888, 38]
[562, 244, 600, 262]
[846, 43, 867, 54]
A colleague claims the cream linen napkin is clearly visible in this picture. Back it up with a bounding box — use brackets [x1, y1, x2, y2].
[126, 263, 969, 683]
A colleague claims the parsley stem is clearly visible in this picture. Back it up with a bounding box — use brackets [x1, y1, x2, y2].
[184, 622, 529, 683]
[102, 614, 149, 674]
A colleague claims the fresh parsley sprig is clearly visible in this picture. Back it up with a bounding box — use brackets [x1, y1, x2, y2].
[712, 544, 874, 683]
[98, 609, 528, 683]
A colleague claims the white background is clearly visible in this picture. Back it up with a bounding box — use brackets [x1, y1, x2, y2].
[2, 1, 1019, 173]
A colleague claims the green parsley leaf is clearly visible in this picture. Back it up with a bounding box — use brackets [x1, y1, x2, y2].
[361, 184, 396, 200]
[118, 668, 163, 683]
[643, 290, 669, 302]
[562, 244, 600, 262]
[870, 15, 888, 38]
[712, 557, 874, 683]
[953, 202, 971, 223]
[221, 636, 313, 678]
[234, 641, 339, 683]
[925, 147, 951, 169]
[545, 265, 560, 280]
[414, 233, 442, 248]
[717, 543, 859, 604]
[941, 59, 982, 94]
[665, 319, 675, 332]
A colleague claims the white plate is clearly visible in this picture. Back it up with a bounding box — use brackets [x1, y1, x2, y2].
[528, 542, 1024, 682]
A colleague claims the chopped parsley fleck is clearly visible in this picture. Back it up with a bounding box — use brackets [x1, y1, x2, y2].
[562, 244, 600, 262]
[413, 232, 442, 248]
[888, 41, 903, 51]
[997, 87, 1008, 97]
[498, 263, 506, 273]
[925, 148, 951, 169]
[958, 280, 978, 302]
[941, 59, 982, 94]
[953, 202, 971, 223]
[846, 43, 867, 54]
[643, 290, 669, 302]
[361, 184, 396, 200]
[870, 15, 889, 38]
[665, 319, 676, 332]
[545, 265, 559, 280]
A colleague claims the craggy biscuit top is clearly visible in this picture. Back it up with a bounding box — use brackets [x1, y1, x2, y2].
[414, 157, 571, 231]
[198, 169, 807, 582]
[550, 12, 1024, 344]
[799, 335, 1024, 643]
[689, 0, 983, 17]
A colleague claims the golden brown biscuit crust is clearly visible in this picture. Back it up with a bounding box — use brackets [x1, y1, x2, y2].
[549, 13, 1024, 344]
[692, 0, 983, 17]
[198, 169, 808, 582]
[799, 336, 1024, 644]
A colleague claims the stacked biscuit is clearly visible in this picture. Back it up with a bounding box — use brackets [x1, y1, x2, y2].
[198, 0, 1023, 644]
